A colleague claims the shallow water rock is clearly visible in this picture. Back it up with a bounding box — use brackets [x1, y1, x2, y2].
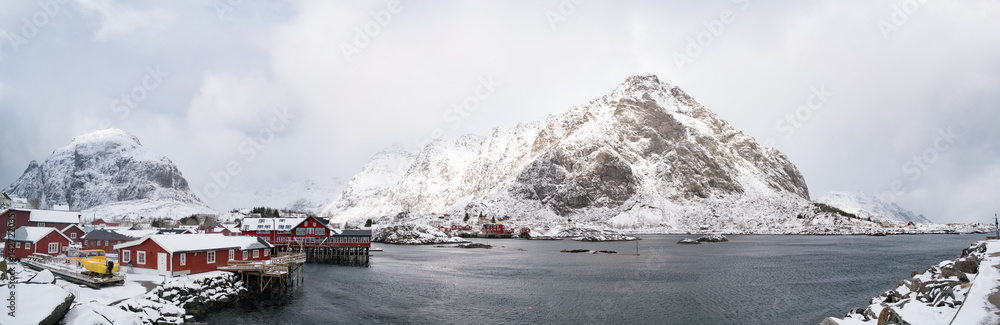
[697, 234, 729, 243]
[677, 238, 701, 245]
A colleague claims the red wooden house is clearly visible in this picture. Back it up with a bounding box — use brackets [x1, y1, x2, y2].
[0, 208, 81, 235]
[205, 225, 240, 236]
[114, 234, 272, 276]
[60, 224, 87, 243]
[241, 216, 332, 245]
[82, 229, 137, 253]
[91, 219, 120, 227]
[482, 224, 505, 235]
[3, 226, 72, 259]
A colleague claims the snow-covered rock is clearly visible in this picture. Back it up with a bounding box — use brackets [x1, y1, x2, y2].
[2, 129, 214, 218]
[373, 222, 468, 245]
[0, 283, 75, 325]
[26, 269, 55, 284]
[677, 238, 701, 245]
[815, 191, 932, 224]
[62, 302, 143, 325]
[323, 75, 819, 233]
[545, 224, 637, 241]
[696, 234, 729, 242]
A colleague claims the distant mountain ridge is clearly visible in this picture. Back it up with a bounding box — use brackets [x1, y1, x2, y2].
[815, 191, 931, 224]
[323, 74, 833, 233]
[2, 128, 214, 218]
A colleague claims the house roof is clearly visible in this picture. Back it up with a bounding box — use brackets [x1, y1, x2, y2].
[5, 226, 71, 243]
[240, 217, 307, 232]
[157, 228, 194, 234]
[82, 229, 136, 241]
[61, 224, 85, 233]
[11, 208, 81, 224]
[332, 229, 372, 237]
[114, 234, 272, 253]
[115, 229, 159, 238]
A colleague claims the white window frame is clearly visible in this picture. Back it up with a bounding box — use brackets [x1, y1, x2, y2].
[180, 253, 186, 266]
[25, 242, 30, 250]
[123, 250, 131, 263]
[48, 243, 58, 254]
[253, 250, 259, 258]
[15, 242, 20, 249]
[242, 251, 248, 260]
[264, 249, 269, 257]
[37, 223, 45, 227]
[229, 249, 235, 261]
[70, 233, 77, 239]
[207, 251, 216, 264]
[138, 251, 146, 265]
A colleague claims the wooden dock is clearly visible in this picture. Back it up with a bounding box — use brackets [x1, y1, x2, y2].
[276, 241, 371, 266]
[218, 252, 307, 292]
[22, 254, 125, 289]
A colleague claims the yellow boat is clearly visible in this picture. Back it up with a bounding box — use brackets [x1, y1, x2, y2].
[69, 250, 120, 275]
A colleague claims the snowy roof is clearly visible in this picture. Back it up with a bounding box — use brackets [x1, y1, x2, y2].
[5, 226, 71, 243]
[12, 208, 81, 224]
[61, 224, 84, 233]
[115, 229, 159, 238]
[114, 234, 272, 253]
[240, 217, 306, 232]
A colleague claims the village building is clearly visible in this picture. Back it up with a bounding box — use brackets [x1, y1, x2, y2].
[3, 226, 72, 259]
[0, 208, 81, 235]
[114, 234, 273, 276]
[60, 224, 87, 243]
[205, 225, 241, 236]
[156, 228, 196, 235]
[240, 216, 332, 245]
[90, 219, 120, 227]
[82, 229, 137, 253]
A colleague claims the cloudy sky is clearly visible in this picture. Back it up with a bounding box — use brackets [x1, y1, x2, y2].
[0, 0, 997, 222]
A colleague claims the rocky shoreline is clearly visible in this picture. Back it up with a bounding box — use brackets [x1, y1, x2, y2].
[821, 241, 996, 324]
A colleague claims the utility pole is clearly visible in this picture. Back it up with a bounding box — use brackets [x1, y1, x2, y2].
[995, 213, 998, 240]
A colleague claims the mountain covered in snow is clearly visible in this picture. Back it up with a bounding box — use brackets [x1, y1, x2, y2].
[2, 129, 214, 218]
[323, 74, 857, 233]
[815, 191, 931, 224]
[210, 177, 347, 214]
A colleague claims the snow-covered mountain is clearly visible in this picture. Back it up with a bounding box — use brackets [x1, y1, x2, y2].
[210, 177, 347, 214]
[3, 129, 214, 218]
[323, 74, 833, 233]
[815, 191, 931, 224]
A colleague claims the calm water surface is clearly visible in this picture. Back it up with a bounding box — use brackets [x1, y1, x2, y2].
[205, 234, 983, 325]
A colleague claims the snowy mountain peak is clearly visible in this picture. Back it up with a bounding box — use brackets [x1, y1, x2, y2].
[3, 129, 213, 218]
[70, 128, 142, 147]
[324, 74, 815, 232]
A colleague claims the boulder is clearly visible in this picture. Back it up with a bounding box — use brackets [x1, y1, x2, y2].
[955, 257, 980, 274]
[677, 238, 701, 245]
[940, 267, 970, 282]
[697, 234, 729, 243]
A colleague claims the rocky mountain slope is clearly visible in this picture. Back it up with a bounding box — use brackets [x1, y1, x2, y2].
[815, 191, 931, 224]
[323, 74, 850, 233]
[3, 128, 214, 218]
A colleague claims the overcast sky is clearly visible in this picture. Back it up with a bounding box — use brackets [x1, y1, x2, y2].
[0, 0, 997, 223]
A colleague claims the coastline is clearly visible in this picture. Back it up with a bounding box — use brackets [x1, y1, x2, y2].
[822, 239, 1000, 324]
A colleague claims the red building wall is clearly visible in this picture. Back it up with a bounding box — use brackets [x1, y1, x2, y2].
[83, 238, 131, 253]
[118, 238, 271, 275]
[5, 230, 70, 259]
[62, 227, 86, 243]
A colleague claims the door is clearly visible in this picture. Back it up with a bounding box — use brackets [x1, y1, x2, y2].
[157, 253, 168, 275]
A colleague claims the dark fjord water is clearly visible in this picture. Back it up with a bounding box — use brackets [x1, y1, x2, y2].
[205, 234, 982, 325]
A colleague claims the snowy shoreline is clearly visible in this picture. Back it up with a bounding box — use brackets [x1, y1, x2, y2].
[821, 240, 1000, 324]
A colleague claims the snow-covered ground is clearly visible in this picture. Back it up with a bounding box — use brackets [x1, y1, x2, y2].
[373, 222, 468, 245]
[823, 240, 1000, 325]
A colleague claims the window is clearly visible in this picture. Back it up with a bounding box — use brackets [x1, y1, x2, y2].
[229, 249, 234, 261]
[253, 250, 259, 258]
[264, 249, 269, 257]
[105, 240, 109, 246]
[48, 243, 58, 254]
[70, 233, 77, 239]
[242, 251, 248, 260]
[84, 240, 88, 245]
[15, 242, 20, 249]
[180, 253, 186, 266]
[296, 228, 306, 236]
[207, 251, 216, 264]
[123, 250, 130, 263]
[137, 251, 146, 265]
[37, 223, 45, 227]
[25, 243, 30, 250]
